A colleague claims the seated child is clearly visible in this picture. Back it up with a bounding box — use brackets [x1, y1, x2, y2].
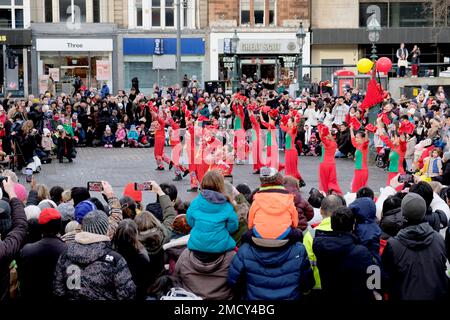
[102, 125, 115, 148]
[127, 125, 139, 148]
[115, 123, 127, 148]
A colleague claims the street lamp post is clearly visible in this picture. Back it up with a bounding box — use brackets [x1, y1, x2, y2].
[296, 22, 306, 97]
[367, 12, 382, 164]
[231, 30, 240, 93]
[367, 13, 381, 62]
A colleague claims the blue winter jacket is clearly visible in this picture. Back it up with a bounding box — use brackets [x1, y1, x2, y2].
[228, 241, 314, 300]
[187, 190, 238, 253]
[348, 197, 381, 261]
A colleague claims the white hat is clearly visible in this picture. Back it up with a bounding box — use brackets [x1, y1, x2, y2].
[25, 205, 41, 221]
[56, 125, 64, 131]
[43, 128, 50, 136]
[407, 108, 416, 114]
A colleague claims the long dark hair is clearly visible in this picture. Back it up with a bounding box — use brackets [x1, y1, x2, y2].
[113, 219, 144, 255]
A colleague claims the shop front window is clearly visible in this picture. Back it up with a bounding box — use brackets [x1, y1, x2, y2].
[124, 61, 203, 93]
[39, 51, 111, 94]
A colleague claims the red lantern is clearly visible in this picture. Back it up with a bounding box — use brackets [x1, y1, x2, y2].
[376, 57, 393, 73]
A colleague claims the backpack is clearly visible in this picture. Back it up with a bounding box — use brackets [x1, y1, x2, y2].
[160, 287, 203, 300]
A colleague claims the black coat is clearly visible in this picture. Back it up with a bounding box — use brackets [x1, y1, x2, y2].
[313, 230, 376, 300]
[382, 222, 447, 300]
[18, 236, 67, 300]
[0, 198, 27, 301]
[380, 208, 405, 240]
[337, 129, 354, 155]
[119, 248, 152, 299]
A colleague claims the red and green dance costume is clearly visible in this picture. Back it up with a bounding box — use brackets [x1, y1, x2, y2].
[351, 138, 369, 193]
[154, 116, 171, 168]
[232, 104, 246, 162]
[261, 120, 283, 171]
[318, 132, 342, 194]
[250, 115, 265, 172]
[380, 135, 406, 190]
[168, 119, 188, 176]
[281, 124, 302, 180]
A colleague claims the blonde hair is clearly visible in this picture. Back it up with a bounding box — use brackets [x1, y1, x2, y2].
[1, 169, 18, 183]
[62, 190, 72, 202]
[65, 221, 80, 234]
[36, 184, 50, 202]
[21, 120, 34, 134]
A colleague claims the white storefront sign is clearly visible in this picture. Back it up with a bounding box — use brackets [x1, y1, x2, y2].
[36, 38, 113, 52]
[219, 39, 300, 55]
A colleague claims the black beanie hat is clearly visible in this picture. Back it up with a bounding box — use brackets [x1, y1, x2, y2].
[71, 187, 91, 207]
[409, 182, 433, 208]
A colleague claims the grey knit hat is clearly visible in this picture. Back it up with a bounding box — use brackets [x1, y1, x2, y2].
[57, 203, 75, 222]
[401, 193, 426, 223]
[82, 210, 109, 235]
[259, 167, 283, 186]
[0, 200, 11, 235]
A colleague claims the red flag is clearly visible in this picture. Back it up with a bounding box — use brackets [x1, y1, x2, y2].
[360, 78, 384, 111]
[349, 117, 362, 130]
[398, 120, 415, 135]
[365, 123, 377, 133]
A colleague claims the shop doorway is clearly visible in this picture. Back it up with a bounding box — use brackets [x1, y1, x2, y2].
[240, 58, 277, 82]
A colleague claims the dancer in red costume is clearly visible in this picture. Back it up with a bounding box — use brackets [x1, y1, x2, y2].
[151, 110, 171, 170]
[248, 109, 265, 174]
[260, 111, 284, 171]
[318, 124, 342, 195]
[376, 117, 407, 190]
[280, 114, 305, 185]
[350, 125, 369, 192]
[232, 98, 246, 164]
[185, 119, 202, 192]
[167, 116, 189, 181]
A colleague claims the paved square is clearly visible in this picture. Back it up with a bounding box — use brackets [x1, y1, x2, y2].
[24, 147, 388, 204]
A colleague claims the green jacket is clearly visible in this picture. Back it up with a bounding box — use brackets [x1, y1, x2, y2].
[303, 217, 332, 290]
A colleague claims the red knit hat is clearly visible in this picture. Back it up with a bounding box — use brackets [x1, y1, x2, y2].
[123, 183, 142, 203]
[39, 208, 61, 225]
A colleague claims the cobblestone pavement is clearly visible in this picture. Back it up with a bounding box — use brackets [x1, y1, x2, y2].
[24, 147, 388, 204]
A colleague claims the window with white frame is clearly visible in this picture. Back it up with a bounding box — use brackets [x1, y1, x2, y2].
[59, 0, 86, 23]
[0, 0, 24, 28]
[130, 0, 195, 29]
[240, 0, 276, 26]
[151, 0, 161, 27]
[135, 0, 143, 27]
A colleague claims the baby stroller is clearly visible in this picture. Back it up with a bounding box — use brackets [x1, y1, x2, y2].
[376, 147, 390, 169]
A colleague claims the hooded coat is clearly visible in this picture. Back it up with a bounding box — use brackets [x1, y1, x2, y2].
[228, 238, 314, 300]
[187, 190, 238, 253]
[313, 230, 375, 300]
[380, 207, 405, 240]
[173, 248, 235, 300]
[283, 184, 314, 231]
[382, 222, 447, 300]
[54, 232, 136, 300]
[138, 195, 176, 280]
[348, 197, 382, 261]
[248, 187, 298, 239]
